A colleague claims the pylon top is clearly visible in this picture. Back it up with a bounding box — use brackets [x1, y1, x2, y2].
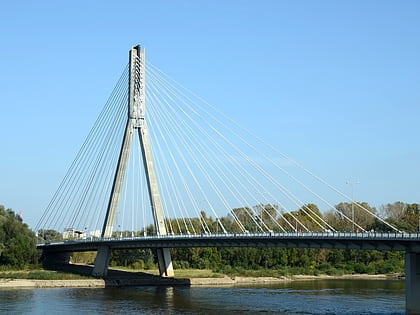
[129, 45, 145, 128]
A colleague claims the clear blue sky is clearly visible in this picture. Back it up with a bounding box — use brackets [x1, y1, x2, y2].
[1, 1, 419, 229]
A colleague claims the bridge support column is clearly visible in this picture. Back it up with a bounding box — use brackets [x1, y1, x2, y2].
[157, 248, 174, 277]
[406, 252, 420, 315]
[92, 246, 111, 277]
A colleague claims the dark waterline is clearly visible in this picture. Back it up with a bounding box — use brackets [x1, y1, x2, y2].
[0, 279, 405, 314]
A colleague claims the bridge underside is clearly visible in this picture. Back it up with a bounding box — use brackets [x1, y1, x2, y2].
[40, 251, 71, 268]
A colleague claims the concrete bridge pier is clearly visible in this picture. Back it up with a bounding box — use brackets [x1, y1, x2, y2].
[406, 252, 420, 315]
[92, 245, 111, 277]
[92, 246, 174, 278]
[157, 248, 174, 277]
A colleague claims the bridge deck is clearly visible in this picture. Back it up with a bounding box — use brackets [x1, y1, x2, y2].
[38, 232, 420, 253]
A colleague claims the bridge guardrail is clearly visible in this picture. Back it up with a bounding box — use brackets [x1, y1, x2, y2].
[38, 231, 420, 247]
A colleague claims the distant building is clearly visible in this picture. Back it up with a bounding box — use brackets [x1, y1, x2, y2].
[63, 228, 86, 240]
[90, 230, 101, 238]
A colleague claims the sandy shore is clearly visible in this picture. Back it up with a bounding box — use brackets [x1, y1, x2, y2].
[0, 274, 401, 289]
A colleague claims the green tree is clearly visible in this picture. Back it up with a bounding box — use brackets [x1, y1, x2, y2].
[37, 229, 63, 242]
[253, 204, 279, 230]
[380, 202, 420, 232]
[230, 207, 258, 232]
[292, 204, 325, 232]
[0, 205, 38, 268]
[110, 249, 154, 267]
[326, 202, 376, 232]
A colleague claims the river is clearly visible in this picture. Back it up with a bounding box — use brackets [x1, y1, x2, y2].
[0, 279, 405, 314]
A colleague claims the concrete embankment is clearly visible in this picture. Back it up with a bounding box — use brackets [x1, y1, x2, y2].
[189, 276, 289, 285]
[0, 278, 191, 289]
[0, 274, 401, 289]
[0, 278, 106, 289]
[189, 274, 398, 286]
[0, 276, 289, 288]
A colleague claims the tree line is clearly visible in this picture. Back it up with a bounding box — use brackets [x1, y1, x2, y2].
[107, 201, 417, 275]
[1, 201, 418, 274]
[159, 201, 420, 235]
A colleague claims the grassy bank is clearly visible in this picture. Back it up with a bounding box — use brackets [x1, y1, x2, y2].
[0, 267, 403, 281]
[0, 268, 224, 281]
[117, 268, 403, 280]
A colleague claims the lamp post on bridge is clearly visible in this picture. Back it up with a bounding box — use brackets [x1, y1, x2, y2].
[413, 203, 420, 233]
[346, 180, 360, 232]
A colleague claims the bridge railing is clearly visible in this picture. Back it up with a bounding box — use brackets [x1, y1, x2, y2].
[38, 231, 420, 246]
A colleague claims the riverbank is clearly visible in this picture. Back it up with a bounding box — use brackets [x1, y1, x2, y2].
[0, 278, 106, 288]
[0, 272, 402, 289]
[189, 273, 401, 285]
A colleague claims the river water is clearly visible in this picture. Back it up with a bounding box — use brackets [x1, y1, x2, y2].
[0, 279, 405, 314]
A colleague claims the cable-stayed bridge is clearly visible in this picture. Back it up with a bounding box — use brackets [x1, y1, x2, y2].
[36, 46, 420, 314]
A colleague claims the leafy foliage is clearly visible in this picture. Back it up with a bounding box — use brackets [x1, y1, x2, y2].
[1, 201, 418, 274]
[0, 205, 38, 268]
[37, 229, 63, 243]
[167, 247, 404, 276]
[119, 201, 418, 275]
[380, 202, 420, 232]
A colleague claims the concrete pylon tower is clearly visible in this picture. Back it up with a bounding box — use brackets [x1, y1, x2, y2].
[93, 45, 174, 277]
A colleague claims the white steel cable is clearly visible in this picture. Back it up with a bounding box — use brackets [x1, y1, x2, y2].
[146, 64, 370, 233]
[147, 63, 398, 232]
[147, 75, 259, 232]
[146, 68, 306, 232]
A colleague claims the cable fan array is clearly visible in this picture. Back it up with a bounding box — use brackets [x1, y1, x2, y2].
[36, 62, 397, 238]
[36, 65, 129, 236]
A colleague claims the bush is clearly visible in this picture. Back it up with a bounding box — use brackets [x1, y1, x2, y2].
[352, 262, 375, 274]
[317, 263, 332, 271]
[325, 268, 344, 276]
[144, 257, 156, 270]
[131, 260, 145, 270]
[375, 259, 402, 274]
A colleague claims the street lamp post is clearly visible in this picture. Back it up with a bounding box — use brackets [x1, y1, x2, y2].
[418, 214, 420, 233]
[346, 181, 360, 232]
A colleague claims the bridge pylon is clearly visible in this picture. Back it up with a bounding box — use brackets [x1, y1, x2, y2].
[92, 45, 174, 278]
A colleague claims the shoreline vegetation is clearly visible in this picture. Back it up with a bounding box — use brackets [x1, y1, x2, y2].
[0, 204, 413, 290]
[0, 268, 403, 289]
